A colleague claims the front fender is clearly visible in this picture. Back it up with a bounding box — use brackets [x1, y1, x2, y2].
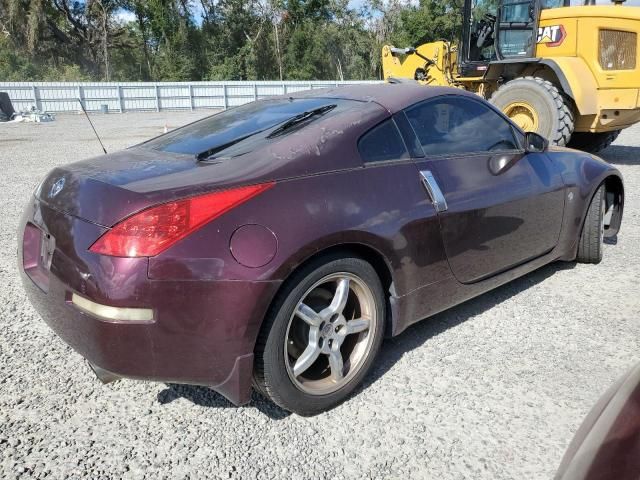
[548, 147, 623, 258]
[539, 57, 598, 115]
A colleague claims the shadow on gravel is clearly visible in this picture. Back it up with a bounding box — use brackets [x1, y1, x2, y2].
[599, 145, 640, 165]
[156, 384, 291, 420]
[360, 261, 577, 392]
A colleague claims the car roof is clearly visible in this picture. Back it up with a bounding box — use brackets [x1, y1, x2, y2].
[289, 83, 477, 113]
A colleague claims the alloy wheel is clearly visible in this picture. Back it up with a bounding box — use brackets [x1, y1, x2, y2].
[284, 272, 377, 395]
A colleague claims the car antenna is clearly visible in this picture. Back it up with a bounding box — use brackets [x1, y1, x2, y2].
[77, 98, 108, 154]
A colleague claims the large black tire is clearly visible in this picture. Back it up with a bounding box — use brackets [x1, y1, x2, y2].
[567, 130, 621, 153]
[490, 76, 574, 146]
[0, 92, 15, 122]
[576, 185, 605, 264]
[253, 254, 385, 415]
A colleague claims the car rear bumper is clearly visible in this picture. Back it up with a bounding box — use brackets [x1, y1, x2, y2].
[18, 197, 280, 405]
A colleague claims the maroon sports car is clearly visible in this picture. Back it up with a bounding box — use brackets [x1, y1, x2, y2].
[19, 84, 623, 415]
[556, 362, 640, 479]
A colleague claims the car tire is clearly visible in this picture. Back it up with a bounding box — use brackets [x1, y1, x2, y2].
[253, 254, 385, 415]
[490, 76, 574, 146]
[577, 185, 605, 264]
[567, 130, 621, 153]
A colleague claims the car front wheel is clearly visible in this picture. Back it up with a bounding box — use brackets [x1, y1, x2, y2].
[577, 185, 605, 264]
[253, 255, 385, 415]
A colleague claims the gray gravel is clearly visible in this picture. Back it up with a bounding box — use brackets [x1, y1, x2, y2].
[1, 112, 639, 480]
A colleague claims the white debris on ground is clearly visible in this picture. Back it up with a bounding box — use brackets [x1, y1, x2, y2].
[4, 108, 56, 124]
[0, 111, 639, 480]
[0, 93, 56, 124]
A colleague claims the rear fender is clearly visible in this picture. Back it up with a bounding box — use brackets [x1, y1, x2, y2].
[267, 233, 402, 336]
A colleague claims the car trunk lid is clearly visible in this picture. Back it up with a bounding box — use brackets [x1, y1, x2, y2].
[35, 148, 199, 227]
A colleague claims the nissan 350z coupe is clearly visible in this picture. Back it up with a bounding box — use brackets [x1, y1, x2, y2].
[19, 84, 624, 415]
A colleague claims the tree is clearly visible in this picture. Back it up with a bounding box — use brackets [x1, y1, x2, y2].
[392, 0, 462, 47]
[0, 0, 464, 82]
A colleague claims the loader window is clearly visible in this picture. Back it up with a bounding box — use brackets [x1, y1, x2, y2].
[405, 96, 519, 156]
[472, 0, 498, 20]
[468, 0, 499, 62]
[500, 1, 531, 23]
[542, 0, 565, 7]
[499, 30, 533, 56]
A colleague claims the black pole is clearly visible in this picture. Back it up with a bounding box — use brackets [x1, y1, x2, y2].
[77, 98, 107, 155]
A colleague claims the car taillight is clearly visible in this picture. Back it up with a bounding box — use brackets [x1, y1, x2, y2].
[89, 182, 274, 257]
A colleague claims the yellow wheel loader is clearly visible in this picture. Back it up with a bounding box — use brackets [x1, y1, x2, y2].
[382, 0, 640, 152]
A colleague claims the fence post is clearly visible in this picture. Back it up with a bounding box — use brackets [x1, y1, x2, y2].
[282, 82, 287, 95]
[155, 84, 160, 112]
[222, 84, 228, 110]
[189, 85, 194, 111]
[77, 85, 84, 113]
[32, 86, 41, 111]
[118, 86, 124, 113]
[253, 83, 258, 101]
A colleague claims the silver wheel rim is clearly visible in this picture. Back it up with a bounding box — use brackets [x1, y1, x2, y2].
[284, 272, 377, 395]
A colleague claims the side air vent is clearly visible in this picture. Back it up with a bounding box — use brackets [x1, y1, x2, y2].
[599, 30, 637, 71]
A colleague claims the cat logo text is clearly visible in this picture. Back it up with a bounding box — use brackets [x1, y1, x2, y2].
[537, 25, 566, 47]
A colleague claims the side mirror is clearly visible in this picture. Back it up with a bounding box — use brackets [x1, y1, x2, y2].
[525, 132, 549, 153]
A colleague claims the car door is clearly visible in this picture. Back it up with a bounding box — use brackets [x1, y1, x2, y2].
[355, 116, 454, 297]
[404, 95, 565, 284]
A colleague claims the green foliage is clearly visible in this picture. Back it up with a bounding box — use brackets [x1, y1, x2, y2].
[0, 0, 465, 81]
[0, 38, 39, 81]
[43, 64, 93, 82]
[391, 0, 463, 47]
[0, 37, 90, 81]
[284, 22, 331, 79]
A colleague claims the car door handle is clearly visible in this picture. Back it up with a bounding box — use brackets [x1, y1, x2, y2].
[419, 170, 448, 212]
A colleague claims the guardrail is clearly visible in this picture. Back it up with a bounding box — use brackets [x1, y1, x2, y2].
[0, 80, 381, 113]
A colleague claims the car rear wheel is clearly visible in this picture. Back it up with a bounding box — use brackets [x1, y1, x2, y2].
[577, 185, 605, 264]
[253, 255, 385, 415]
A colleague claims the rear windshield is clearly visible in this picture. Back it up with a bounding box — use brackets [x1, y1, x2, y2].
[142, 97, 347, 158]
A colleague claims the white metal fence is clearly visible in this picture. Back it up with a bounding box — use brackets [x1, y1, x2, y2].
[0, 80, 381, 114]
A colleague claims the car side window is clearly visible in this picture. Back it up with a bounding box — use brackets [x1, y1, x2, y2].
[358, 119, 409, 163]
[405, 96, 520, 156]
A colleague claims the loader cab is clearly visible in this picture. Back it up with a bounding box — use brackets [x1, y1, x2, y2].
[459, 0, 570, 76]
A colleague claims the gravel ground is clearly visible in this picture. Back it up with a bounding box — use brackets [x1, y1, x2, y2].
[1, 112, 639, 480]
